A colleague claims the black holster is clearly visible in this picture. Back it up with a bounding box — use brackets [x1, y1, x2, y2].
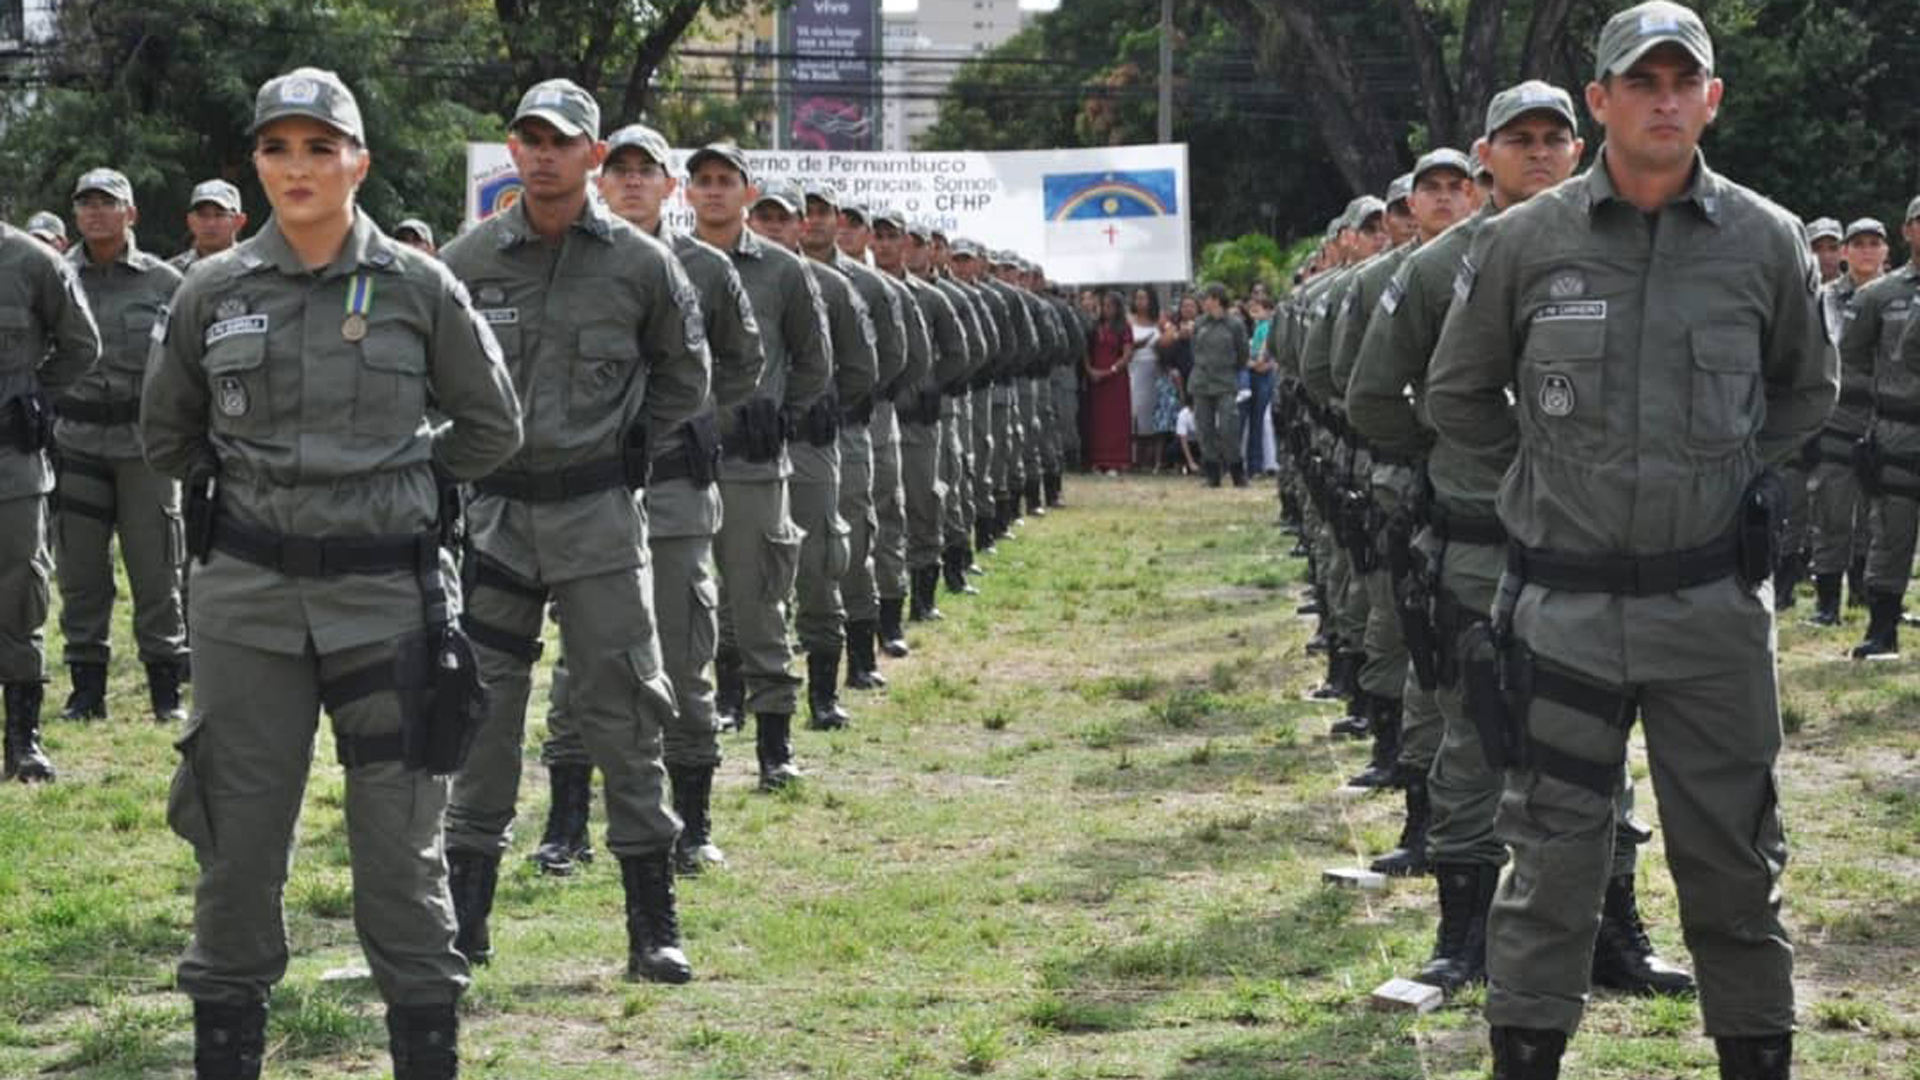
[397, 625, 486, 774]
[802, 394, 841, 447]
[683, 413, 721, 485]
[731, 397, 785, 463]
[621, 420, 652, 489]
[1386, 517, 1439, 692]
[1852, 435, 1883, 498]
[1461, 620, 1528, 772]
[3, 390, 55, 453]
[185, 470, 218, 564]
[1736, 468, 1787, 590]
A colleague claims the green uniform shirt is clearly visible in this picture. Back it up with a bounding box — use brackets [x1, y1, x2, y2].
[713, 225, 833, 482]
[1842, 265, 1920, 454]
[1187, 310, 1250, 396]
[837, 254, 911, 401]
[441, 197, 709, 585]
[905, 272, 971, 394]
[881, 271, 933, 408]
[936, 275, 993, 383]
[1, 225, 101, 500]
[1824, 273, 1878, 435]
[981, 278, 1034, 379]
[141, 211, 522, 654]
[57, 236, 182, 460]
[1425, 149, 1836, 681]
[1329, 242, 1415, 402]
[801, 260, 878, 485]
[1297, 266, 1356, 405]
[1017, 287, 1062, 378]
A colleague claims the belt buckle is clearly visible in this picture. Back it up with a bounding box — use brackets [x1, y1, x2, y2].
[280, 535, 326, 577]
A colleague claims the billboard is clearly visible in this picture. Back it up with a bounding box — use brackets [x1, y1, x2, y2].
[783, 0, 879, 152]
[464, 142, 1192, 285]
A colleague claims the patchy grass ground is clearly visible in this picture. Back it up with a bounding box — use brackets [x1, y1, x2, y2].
[2, 473, 1917, 1078]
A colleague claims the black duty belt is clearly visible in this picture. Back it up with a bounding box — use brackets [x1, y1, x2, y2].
[1507, 534, 1738, 596]
[649, 447, 713, 486]
[54, 397, 140, 425]
[211, 512, 435, 578]
[1876, 400, 1920, 425]
[474, 457, 628, 502]
[1428, 504, 1507, 548]
[1839, 385, 1873, 410]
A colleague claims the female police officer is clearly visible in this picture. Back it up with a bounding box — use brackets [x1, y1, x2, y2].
[140, 69, 520, 1079]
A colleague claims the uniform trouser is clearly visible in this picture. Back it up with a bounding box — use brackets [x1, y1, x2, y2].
[1777, 463, 1810, 557]
[1036, 376, 1062, 474]
[970, 387, 994, 521]
[1050, 369, 1081, 468]
[1424, 540, 1644, 876]
[0, 493, 52, 682]
[788, 444, 849, 656]
[1329, 543, 1369, 647]
[1019, 377, 1045, 480]
[174, 634, 468, 1007]
[715, 478, 803, 713]
[1358, 552, 1442, 768]
[543, 526, 722, 769]
[871, 405, 909, 601]
[53, 451, 187, 665]
[1191, 391, 1242, 469]
[991, 385, 1017, 500]
[1808, 459, 1865, 574]
[940, 407, 970, 548]
[448, 564, 680, 859]
[837, 424, 879, 623]
[900, 417, 944, 573]
[1864, 489, 1920, 594]
[1486, 595, 1791, 1036]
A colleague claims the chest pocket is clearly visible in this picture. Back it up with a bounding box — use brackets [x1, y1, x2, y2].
[114, 308, 160, 374]
[1688, 325, 1760, 455]
[203, 330, 272, 438]
[1520, 316, 1606, 454]
[572, 324, 641, 424]
[354, 319, 429, 437]
[0, 305, 39, 375]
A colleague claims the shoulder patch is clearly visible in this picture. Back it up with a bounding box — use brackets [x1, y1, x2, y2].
[675, 277, 707, 354]
[1453, 256, 1477, 303]
[150, 303, 171, 345]
[1379, 276, 1404, 316]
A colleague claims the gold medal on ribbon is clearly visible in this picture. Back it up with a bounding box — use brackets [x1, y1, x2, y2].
[342, 313, 368, 341]
[343, 272, 374, 342]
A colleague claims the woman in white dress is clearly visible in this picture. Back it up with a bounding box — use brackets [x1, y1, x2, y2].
[1125, 286, 1162, 468]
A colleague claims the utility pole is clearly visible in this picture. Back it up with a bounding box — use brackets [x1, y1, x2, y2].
[1157, 0, 1173, 145]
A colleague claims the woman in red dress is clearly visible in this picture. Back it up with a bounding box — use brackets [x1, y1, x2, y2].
[1084, 291, 1134, 475]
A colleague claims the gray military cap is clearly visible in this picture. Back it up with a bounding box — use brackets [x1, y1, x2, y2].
[188, 179, 243, 214]
[685, 142, 752, 183]
[1844, 217, 1887, 242]
[73, 168, 134, 205]
[839, 200, 869, 223]
[1324, 218, 1344, 241]
[512, 79, 601, 140]
[251, 68, 364, 143]
[1385, 174, 1413, 207]
[1413, 148, 1474, 184]
[867, 206, 905, 230]
[751, 183, 799, 214]
[1804, 217, 1843, 243]
[25, 211, 66, 242]
[1906, 195, 1920, 223]
[950, 238, 982, 259]
[1485, 80, 1579, 137]
[605, 123, 671, 166]
[1343, 195, 1386, 230]
[394, 218, 434, 245]
[801, 181, 840, 210]
[901, 216, 930, 240]
[1595, 1, 1713, 81]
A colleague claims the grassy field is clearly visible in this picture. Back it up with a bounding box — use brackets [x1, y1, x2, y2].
[2, 474, 1917, 1079]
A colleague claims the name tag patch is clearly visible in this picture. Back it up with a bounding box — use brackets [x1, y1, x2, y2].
[205, 314, 269, 345]
[480, 308, 519, 325]
[1532, 301, 1606, 322]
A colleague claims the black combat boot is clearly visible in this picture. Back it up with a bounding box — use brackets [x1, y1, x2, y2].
[1024, 475, 1046, 517]
[845, 620, 886, 690]
[1229, 461, 1249, 488]
[1044, 470, 1063, 508]
[1004, 490, 1025, 531]
[877, 597, 911, 658]
[1851, 591, 1901, 659]
[1203, 461, 1223, 488]
[668, 763, 726, 876]
[1772, 551, 1806, 612]
[943, 545, 979, 595]
[714, 647, 745, 733]
[386, 1002, 458, 1080]
[193, 999, 267, 1080]
[445, 849, 500, 966]
[1369, 771, 1430, 876]
[909, 566, 944, 622]
[60, 660, 108, 721]
[1847, 554, 1867, 608]
[621, 850, 693, 983]
[755, 713, 801, 791]
[1308, 645, 1346, 701]
[974, 516, 996, 554]
[1414, 862, 1499, 992]
[1714, 1033, 1792, 1080]
[1805, 573, 1842, 627]
[147, 661, 187, 723]
[1346, 695, 1402, 788]
[528, 763, 594, 875]
[806, 651, 851, 730]
[1490, 1026, 1567, 1080]
[4, 682, 57, 783]
[1591, 871, 1696, 996]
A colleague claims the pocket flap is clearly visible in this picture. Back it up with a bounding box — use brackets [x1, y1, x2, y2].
[579, 324, 640, 362]
[1690, 325, 1759, 373]
[361, 320, 428, 374]
[0, 305, 30, 330]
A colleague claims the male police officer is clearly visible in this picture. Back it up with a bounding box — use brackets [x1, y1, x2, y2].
[1426, 6, 1831, 1074]
[2, 218, 100, 782]
[1350, 80, 1691, 1000]
[26, 212, 69, 253]
[894, 215, 976, 622]
[685, 147, 833, 787]
[393, 218, 437, 256]
[1804, 217, 1843, 285]
[1774, 215, 1848, 610]
[54, 167, 189, 723]
[1806, 217, 1888, 621]
[441, 79, 710, 983]
[170, 180, 247, 273]
[530, 123, 766, 879]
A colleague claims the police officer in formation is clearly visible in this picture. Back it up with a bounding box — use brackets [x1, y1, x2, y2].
[142, 68, 522, 1079]
[170, 179, 248, 274]
[1423, 5, 1828, 1075]
[54, 168, 190, 724]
